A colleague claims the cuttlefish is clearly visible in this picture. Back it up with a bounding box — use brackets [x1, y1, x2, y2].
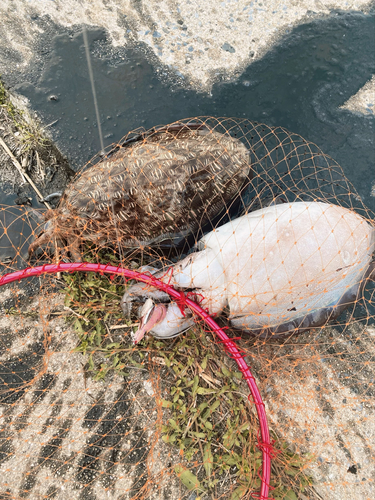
[122, 202, 375, 341]
[28, 122, 250, 260]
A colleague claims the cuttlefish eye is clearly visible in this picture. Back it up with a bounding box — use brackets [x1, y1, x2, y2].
[41, 219, 54, 234]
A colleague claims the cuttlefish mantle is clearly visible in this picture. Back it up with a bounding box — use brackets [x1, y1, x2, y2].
[122, 202, 375, 341]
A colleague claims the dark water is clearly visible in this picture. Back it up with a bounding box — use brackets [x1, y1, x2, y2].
[10, 10, 374, 212]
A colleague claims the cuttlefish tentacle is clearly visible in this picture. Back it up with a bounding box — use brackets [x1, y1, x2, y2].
[132, 300, 195, 343]
[28, 231, 53, 258]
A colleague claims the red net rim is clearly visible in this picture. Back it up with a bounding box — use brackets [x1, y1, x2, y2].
[0, 261, 272, 499]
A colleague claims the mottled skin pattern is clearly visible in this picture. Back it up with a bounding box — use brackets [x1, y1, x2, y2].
[28, 123, 251, 260]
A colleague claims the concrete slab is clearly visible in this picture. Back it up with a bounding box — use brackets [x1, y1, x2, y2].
[341, 75, 375, 115]
[249, 323, 375, 500]
[0, 289, 184, 500]
[0, 0, 373, 93]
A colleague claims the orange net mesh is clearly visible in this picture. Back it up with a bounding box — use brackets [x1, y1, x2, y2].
[0, 117, 374, 500]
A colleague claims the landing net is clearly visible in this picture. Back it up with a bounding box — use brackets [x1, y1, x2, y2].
[0, 117, 374, 500]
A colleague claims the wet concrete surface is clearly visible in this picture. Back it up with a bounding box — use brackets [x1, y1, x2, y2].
[0, 290, 185, 500]
[342, 74, 375, 115]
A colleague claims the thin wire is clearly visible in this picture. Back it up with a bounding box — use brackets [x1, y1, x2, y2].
[83, 27, 104, 154]
[83, 26, 127, 281]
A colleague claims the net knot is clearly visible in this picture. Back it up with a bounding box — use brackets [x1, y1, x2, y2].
[250, 436, 279, 500]
[175, 290, 205, 317]
[159, 267, 174, 286]
[257, 440, 280, 459]
[251, 492, 275, 500]
[216, 336, 249, 360]
[256, 430, 280, 459]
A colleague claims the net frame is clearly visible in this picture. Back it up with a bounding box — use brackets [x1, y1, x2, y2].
[1, 116, 374, 499]
[0, 262, 272, 500]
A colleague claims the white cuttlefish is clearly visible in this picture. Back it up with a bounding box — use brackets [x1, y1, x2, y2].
[121, 202, 375, 343]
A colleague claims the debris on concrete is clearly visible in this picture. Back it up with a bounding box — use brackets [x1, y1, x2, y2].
[341, 74, 375, 115]
[0, 79, 74, 204]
